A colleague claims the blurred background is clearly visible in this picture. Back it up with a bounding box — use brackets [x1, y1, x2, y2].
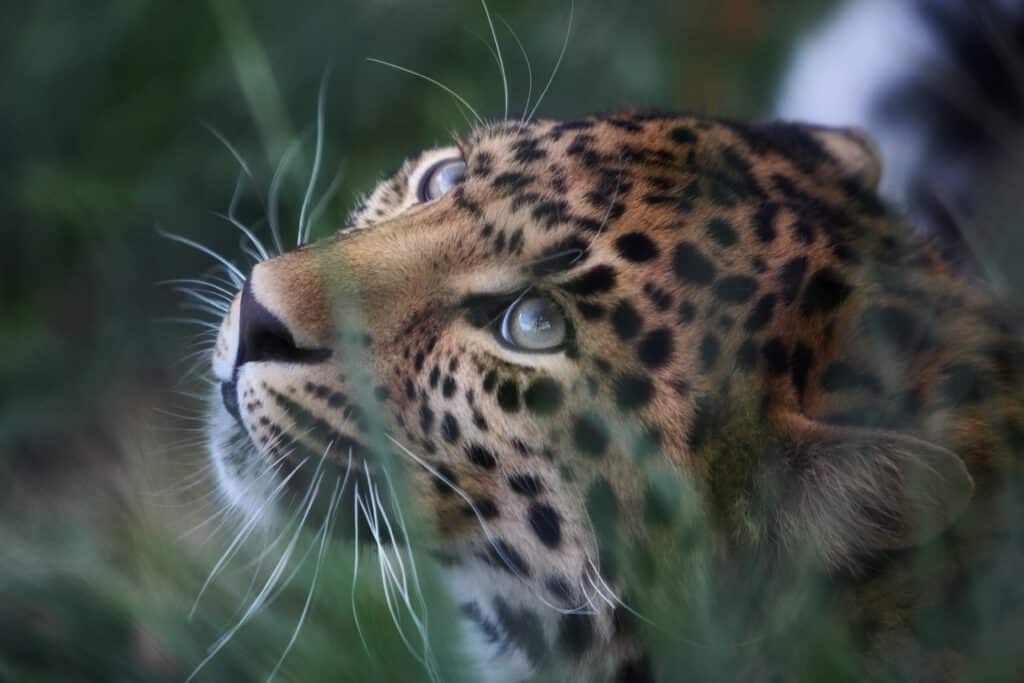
[0, 1, 881, 680]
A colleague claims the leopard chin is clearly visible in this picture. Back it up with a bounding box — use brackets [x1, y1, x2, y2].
[208, 391, 403, 548]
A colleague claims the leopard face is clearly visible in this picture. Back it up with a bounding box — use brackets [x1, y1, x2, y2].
[203, 113, 1022, 680]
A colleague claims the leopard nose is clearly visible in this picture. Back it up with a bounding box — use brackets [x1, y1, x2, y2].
[236, 280, 302, 366]
[210, 254, 335, 383]
[234, 279, 331, 369]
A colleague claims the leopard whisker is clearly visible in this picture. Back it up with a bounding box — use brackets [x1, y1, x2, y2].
[214, 211, 272, 263]
[365, 470, 408, 592]
[478, 0, 509, 120]
[149, 442, 214, 467]
[160, 278, 238, 302]
[220, 428, 327, 546]
[152, 406, 217, 426]
[268, 138, 302, 257]
[378, 463, 433, 643]
[148, 429, 219, 454]
[377, 554, 431, 675]
[171, 296, 227, 323]
[297, 68, 330, 247]
[200, 119, 256, 182]
[203, 515, 274, 594]
[351, 482, 373, 659]
[168, 346, 218, 386]
[354, 482, 423, 662]
[225, 172, 271, 240]
[182, 329, 221, 346]
[176, 288, 231, 314]
[147, 459, 216, 494]
[362, 474, 441, 683]
[266, 472, 343, 682]
[263, 448, 355, 608]
[165, 280, 236, 305]
[159, 229, 246, 285]
[178, 306, 228, 329]
[521, 247, 587, 272]
[305, 161, 346, 242]
[238, 430, 327, 548]
[227, 172, 246, 225]
[497, 15, 534, 123]
[467, 28, 503, 75]
[178, 300, 228, 318]
[169, 384, 219, 403]
[148, 493, 230, 528]
[156, 316, 222, 332]
[229, 525, 270, 631]
[355, 480, 410, 636]
[588, 554, 754, 651]
[179, 354, 220, 387]
[583, 564, 616, 610]
[575, 574, 601, 615]
[189, 453, 310, 619]
[181, 350, 217, 380]
[185, 445, 288, 560]
[175, 281, 232, 303]
[371, 481, 440, 683]
[233, 497, 300, 577]
[198, 128, 272, 263]
[461, 29, 506, 128]
[145, 475, 219, 505]
[586, 558, 655, 629]
[178, 500, 236, 545]
[240, 242, 264, 266]
[484, 284, 535, 329]
[526, 0, 574, 122]
[189, 459, 327, 682]
[152, 401, 208, 421]
[207, 268, 245, 294]
[366, 58, 485, 126]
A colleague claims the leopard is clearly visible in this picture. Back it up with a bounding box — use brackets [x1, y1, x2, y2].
[200, 108, 1024, 682]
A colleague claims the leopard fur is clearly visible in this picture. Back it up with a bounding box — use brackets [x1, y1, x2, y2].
[204, 113, 1024, 681]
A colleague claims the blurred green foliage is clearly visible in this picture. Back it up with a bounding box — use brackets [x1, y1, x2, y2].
[0, 1, 884, 680]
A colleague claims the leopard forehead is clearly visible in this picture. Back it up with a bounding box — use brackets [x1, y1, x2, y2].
[349, 114, 876, 232]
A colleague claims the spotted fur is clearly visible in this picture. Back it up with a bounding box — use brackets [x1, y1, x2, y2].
[205, 113, 1023, 681]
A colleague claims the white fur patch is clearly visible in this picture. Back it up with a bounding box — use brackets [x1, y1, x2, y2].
[446, 565, 538, 683]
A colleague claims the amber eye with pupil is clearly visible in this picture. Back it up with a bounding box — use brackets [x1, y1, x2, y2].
[500, 296, 567, 351]
[419, 158, 466, 201]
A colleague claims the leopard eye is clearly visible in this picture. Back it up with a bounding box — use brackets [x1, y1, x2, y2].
[500, 295, 567, 352]
[419, 158, 466, 202]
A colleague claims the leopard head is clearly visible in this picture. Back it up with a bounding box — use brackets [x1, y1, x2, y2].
[204, 114, 980, 679]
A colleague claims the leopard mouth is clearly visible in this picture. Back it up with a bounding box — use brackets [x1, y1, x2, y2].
[220, 378, 243, 423]
[211, 377, 395, 545]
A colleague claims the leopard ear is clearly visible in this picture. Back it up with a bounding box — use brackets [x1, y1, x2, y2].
[776, 413, 973, 569]
[806, 125, 883, 191]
